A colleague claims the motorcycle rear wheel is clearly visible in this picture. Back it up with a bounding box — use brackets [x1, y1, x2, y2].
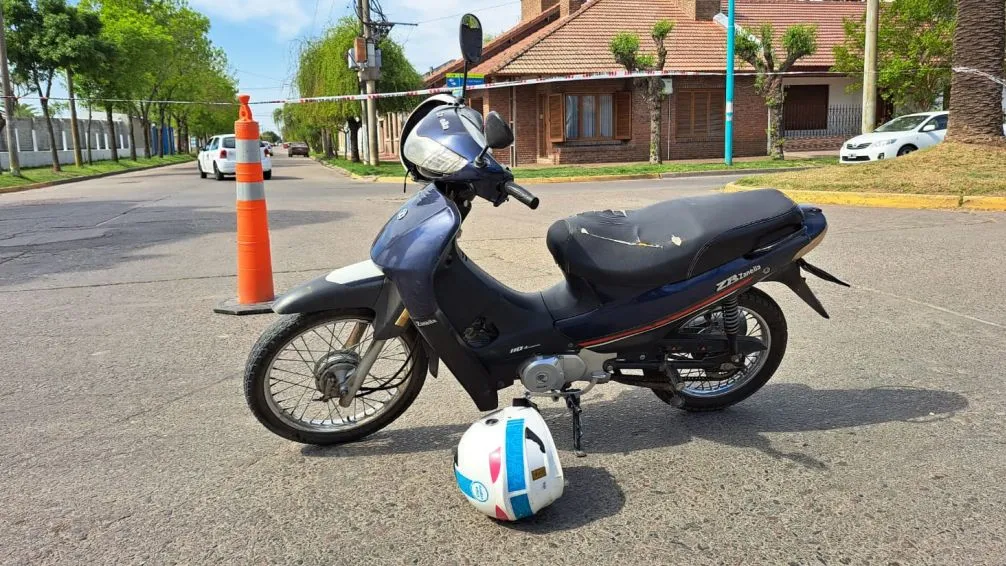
[652, 287, 787, 411]
[244, 309, 427, 445]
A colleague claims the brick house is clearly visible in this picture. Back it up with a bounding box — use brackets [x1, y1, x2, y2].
[418, 0, 866, 166]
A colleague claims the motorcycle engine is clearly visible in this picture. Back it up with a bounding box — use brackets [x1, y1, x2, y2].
[519, 355, 588, 393]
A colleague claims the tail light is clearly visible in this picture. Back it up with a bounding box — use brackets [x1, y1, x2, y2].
[219, 149, 227, 159]
[264, 149, 272, 157]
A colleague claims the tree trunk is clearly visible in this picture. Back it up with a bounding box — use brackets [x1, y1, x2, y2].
[324, 127, 335, 158]
[141, 116, 151, 158]
[66, 69, 84, 167]
[157, 105, 166, 158]
[348, 118, 361, 162]
[648, 97, 661, 164]
[85, 104, 93, 165]
[767, 103, 785, 160]
[947, 0, 1005, 143]
[106, 105, 118, 162]
[128, 116, 138, 161]
[38, 98, 61, 172]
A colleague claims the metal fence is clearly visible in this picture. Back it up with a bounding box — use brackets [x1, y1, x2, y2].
[783, 104, 862, 139]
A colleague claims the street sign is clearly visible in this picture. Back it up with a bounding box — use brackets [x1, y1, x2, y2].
[446, 73, 485, 89]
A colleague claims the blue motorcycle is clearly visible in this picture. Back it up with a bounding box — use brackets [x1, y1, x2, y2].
[243, 14, 848, 453]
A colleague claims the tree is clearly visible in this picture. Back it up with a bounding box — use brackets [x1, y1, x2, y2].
[294, 17, 422, 162]
[261, 130, 280, 143]
[3, 0, 108, 171]
[833, 0, 956, 113]
[947, 0, 1005, 143]
[736, 23, 818, 159]
[609, 19, 674, 164]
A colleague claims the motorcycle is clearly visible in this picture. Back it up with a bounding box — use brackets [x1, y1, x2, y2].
[243, 14, 848, 454]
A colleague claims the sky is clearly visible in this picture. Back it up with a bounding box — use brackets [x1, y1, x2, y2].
[188, 0, 523, 133]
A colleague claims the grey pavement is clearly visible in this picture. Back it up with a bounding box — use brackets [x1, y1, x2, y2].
[1, 156, 1004, 564]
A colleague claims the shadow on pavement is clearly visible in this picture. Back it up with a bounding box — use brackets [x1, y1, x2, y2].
[545, 384, 968, 468]
[0, 200, 343, 287]
[303, 384, 967, 470]
[505, 465, 625, 533]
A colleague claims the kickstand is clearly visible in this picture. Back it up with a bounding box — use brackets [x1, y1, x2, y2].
[565, 394, 587, 458]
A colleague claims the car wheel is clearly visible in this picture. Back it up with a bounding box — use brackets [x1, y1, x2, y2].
[198, 160, 207, 179]
[263, 170, 272, 180]
[897, 144, 918, 157]
[214, 162, 225, 181]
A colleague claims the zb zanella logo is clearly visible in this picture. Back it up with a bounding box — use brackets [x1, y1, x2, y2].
[716, 265, 762, 291]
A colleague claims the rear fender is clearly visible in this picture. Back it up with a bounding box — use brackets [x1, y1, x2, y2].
[765, 259, 849, 318]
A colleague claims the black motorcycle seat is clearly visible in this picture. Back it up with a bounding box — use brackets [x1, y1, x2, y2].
[545, 189, 804, 289]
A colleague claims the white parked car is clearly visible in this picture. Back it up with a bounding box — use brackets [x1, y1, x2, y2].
[197, 134, 273, 180]
[840, 111, 948, 164]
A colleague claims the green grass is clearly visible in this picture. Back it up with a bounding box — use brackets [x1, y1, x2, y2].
[321, 157, 406, 178]
[323, 155, 835, 179]
[0, 154, 194, 191]
[735, 142, 1006, 197]
[513, 157, 835, 178]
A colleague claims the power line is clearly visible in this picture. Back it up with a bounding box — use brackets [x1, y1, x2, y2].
[416, 0, 520, 25]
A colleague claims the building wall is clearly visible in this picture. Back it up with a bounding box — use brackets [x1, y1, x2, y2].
[0, 116, 148, 169]
[480, 75, 771, 165]
[782, 76, 861, 107]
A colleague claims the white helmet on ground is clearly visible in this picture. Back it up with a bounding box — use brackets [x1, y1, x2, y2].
[454, 401, 564, 521]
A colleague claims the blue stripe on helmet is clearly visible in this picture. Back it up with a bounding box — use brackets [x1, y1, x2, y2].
[454, 466, 476, 499]
[510, 494, 533, 519]
[505, 418, 526, 493]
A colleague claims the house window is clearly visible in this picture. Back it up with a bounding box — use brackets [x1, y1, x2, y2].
[676, 90, 725, 141]
[784, 85, 829, 131]
[550, 92, 631, 143]
[564, 94, 615, 140]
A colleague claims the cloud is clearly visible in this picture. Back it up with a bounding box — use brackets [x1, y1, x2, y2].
[188, 0, 318, 39]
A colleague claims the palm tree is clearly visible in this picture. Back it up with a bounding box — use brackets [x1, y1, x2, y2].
[947, 0, 1005, 143]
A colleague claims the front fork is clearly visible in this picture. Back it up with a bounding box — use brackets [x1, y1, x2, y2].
[337, 322, 384, 408]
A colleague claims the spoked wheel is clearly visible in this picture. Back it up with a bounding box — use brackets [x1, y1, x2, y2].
[244, 310, 427, 445]
[652, 288, 787, 411]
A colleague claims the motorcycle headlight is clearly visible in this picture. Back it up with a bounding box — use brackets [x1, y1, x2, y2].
[403, 134, 468, 175]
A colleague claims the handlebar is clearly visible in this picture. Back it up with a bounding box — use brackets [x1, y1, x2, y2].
[504, 181, 539, 210]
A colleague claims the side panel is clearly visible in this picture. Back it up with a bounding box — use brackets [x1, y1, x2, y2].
[558, 228, 816, 350]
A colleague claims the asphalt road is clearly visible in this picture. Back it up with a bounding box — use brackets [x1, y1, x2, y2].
[1, 155, 1004, 565]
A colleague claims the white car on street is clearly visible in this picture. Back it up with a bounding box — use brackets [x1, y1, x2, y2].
[840, 111, 948, 164]
[198, 134, 273, 180]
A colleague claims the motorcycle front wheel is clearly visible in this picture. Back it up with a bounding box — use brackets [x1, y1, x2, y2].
[244, 309, 427, 445]
[652, 287, 788, 411]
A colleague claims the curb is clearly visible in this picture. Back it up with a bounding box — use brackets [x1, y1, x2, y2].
[0, 157, 195, 195]
[723, 182, 1006, 212]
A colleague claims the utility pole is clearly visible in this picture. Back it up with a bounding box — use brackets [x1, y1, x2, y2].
[724, 0, 735, 166]
[862, 0, 879, 133]
[360, 0, 379, 166]
[0, 4, 20, 176]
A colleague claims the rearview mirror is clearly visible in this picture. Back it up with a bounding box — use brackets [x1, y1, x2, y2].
[922, 124, 937, 132]
[459, 14, 483, 65]
[485, 111, 513, 149]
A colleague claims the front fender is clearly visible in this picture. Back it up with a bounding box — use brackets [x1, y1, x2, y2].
[272, 260, 387, 315]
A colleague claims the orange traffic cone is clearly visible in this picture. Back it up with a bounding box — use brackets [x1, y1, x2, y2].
[215, 94, 275, 315]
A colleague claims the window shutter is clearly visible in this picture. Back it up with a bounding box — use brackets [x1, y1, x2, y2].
[548, 94, 565, 142]
[614, 91, 632, 140]
[709, 93, 725, 137]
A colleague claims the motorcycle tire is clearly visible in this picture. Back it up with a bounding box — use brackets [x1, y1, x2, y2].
[244, 309, 428, 445]
[652, 287, 788, 411]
